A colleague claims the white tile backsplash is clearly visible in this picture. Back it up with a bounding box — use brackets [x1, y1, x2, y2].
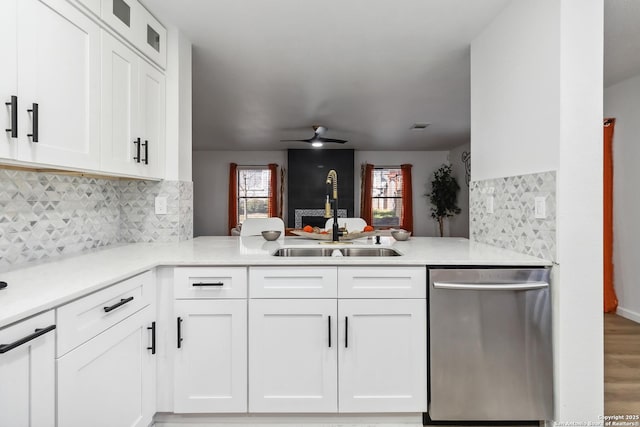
[0, 168, 193, 271]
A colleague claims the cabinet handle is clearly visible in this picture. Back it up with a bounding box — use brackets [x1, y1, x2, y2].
[142, 140, 148, 164]
[177, 317, 183, 348]
[328, 315, 332, 348]
[27, 103, 38, 142]
[147, 321, 156, 355]
[0, 325, 56, 354]
[192, 282, 224, 287]
[133, 138, 141, 163]
[5, 95, 17, 138]
[103, 296, 134, 313]
[345, 316, 348, 348]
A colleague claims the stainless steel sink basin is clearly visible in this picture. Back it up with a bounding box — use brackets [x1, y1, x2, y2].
[339, 248, 401, 257]
[272, 247, 401, 257]
[272, 248, 335, 257]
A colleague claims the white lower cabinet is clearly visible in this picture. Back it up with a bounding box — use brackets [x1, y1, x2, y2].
[57, 306, 156, 427]
[249, 299, 338, 413]
[338, 299, 427, 412]
[0, 311, 56, 427]
[174, 299, 247, 413]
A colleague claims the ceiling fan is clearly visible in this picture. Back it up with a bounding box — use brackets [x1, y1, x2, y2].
[280, 126, 347, 147]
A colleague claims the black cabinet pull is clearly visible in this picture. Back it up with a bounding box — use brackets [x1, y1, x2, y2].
[133, 138, 141, 163]
[103, 296, 134, 313]
[142, 140, 148, 164]
[192, 282, 224, 287]
[0, 325, 56, 354]
[177, 317, 183, 348]
[147, 321, 156, 354]
[328, 315, 332, 348]
[345, 316, 348, 348]
[5, 95, 17, 138]
[27, 103, 38, 142]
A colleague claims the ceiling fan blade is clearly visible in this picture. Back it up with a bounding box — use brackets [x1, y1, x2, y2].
[318, 137, 347, 144]
[280, 139, 313, 142]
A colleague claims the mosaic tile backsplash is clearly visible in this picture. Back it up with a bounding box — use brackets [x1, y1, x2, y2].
[470, 171, 556, 262]
[0, 168, 193, 270]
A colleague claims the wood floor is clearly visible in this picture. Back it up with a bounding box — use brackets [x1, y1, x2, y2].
[605, 313, 640, 415]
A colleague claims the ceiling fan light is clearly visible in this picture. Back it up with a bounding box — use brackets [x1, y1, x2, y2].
[311, 141, 323, 148]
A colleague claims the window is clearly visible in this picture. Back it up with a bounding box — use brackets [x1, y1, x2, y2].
[237, 167, 271, 224]
[372, 167, 403, 227]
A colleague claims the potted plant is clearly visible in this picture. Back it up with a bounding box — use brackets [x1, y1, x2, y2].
[426, 164, 461, 237]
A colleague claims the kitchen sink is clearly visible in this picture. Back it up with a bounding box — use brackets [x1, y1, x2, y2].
[272, 247, 401, 257]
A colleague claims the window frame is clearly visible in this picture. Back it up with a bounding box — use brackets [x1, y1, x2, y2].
[371, 166, 404, 228]
[236, 166, 272, 225]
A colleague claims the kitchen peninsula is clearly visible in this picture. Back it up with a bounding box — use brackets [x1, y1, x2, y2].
[0, 236, 551, 426]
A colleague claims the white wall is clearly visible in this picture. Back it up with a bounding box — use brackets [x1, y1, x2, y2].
[471, 0, 603, 421]
[605, 73, 640, 322]
[354, 151, 450, 237]
[471, 0, 560, 181]
[448, 142, 470, 238]
[193, 151, 287, 236]
[165, 27, 193, 182]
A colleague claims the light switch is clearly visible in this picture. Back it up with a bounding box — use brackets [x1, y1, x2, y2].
[486, 196, 494, 214]
[155, 196, 167, 215]
[534, 196, 546, 219]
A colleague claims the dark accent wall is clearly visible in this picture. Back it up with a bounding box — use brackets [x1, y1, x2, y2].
[287, 149, 355, 228]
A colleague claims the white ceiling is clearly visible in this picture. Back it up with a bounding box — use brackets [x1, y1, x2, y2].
[143, 0, 640, 151]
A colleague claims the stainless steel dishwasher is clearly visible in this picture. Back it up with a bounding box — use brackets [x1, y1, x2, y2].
[428, 268, 552, 421]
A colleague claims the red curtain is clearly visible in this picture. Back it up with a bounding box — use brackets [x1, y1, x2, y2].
[268, 163, 278, 217]
[361, 163, 374, 226]
[228, 163, 238, 235]
[604, 119, 618, 312]
[400, 164, 413, 232]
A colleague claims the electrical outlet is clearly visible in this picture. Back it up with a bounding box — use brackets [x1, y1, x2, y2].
[155, 196, 167, 215]
[486, 196, 494, 214]
[534, 196, 546, 219]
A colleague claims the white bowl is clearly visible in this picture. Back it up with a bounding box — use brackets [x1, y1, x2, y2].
[261, 230, 281, 241]
[391, 230, 411, 241]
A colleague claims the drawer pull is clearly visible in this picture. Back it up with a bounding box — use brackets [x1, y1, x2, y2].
[0, 325, 56, 354]
[103, 296, 134, 313]
[147, 321, 156, 354]
[192, 282, 224, 287]
[177, 317, 183, 348]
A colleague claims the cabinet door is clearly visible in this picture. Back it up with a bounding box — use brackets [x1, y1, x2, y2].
[57, 307, 156, 427]
[174, 300, 247, 413]
[17, 0, 100, 170]
[100, 31, 142, 176]
[338, 299, 427, 412]
[139, 59, 165, 178]
[0, 0, 17, 159]
[249, 299, 337, 412]
[0, 311, 55, 427]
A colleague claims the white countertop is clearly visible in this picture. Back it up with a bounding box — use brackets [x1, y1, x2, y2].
[0, 236, 551, 328]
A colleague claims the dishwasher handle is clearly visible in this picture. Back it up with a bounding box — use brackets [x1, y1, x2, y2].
[433, 281, 548, 291]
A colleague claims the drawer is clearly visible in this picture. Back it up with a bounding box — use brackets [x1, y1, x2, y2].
[57, 271, 153, 356]
[174, 267, 247, 299]
[0, 310, 56, 353]
[338, 267, 426, 298]
[249, 267, 337, 298]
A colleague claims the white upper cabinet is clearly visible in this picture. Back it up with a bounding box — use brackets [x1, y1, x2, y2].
[0, 0, 101, 170]
[102, 0, 166, 69]
[101, 31, 164, 178]
[0, 0, 17, 159]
